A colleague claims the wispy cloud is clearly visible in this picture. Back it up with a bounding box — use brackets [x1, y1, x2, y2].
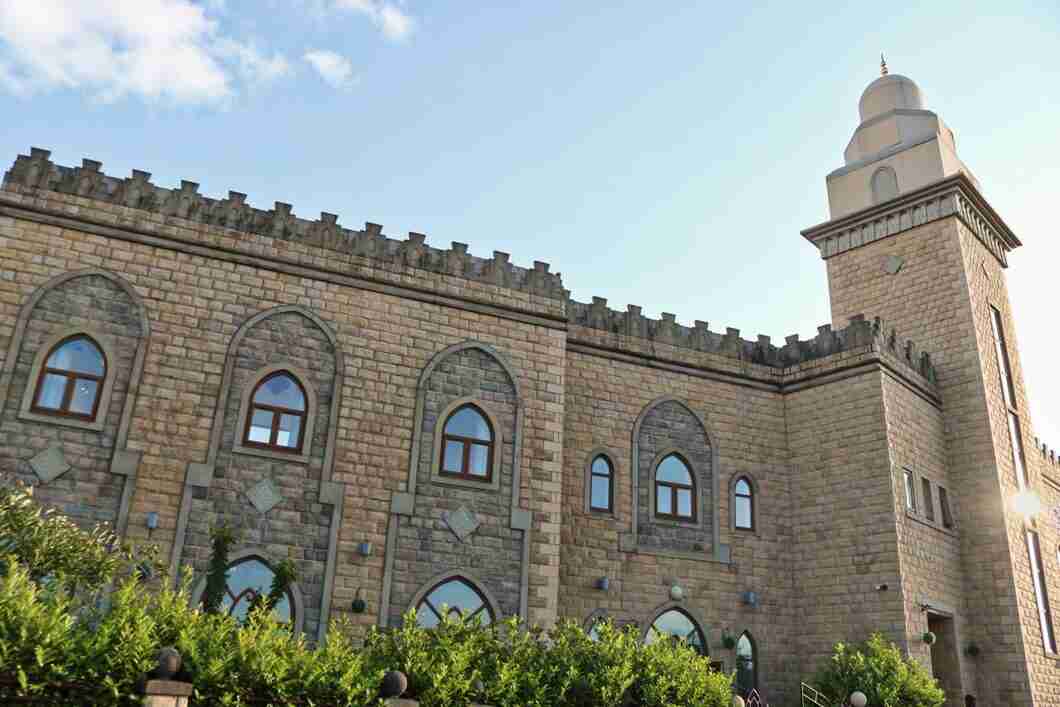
[334, 0, 414, 41]
[0, 0, 290, 104]
[304, 49, 357, 89]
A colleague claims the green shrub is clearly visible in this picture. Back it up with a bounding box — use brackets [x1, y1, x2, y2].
[814, 633, 946, 707]
[0, 481, 734, 707]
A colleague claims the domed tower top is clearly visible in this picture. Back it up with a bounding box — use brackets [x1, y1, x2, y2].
[825, 59, 978, 219]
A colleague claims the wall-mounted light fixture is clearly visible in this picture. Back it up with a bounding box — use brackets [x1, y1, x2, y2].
[358, 541, 373, 557]
[595, 576, 610, 591]
[670, 583, 685, 601]
[351, 588, 367, 614]
[146, 511, 159, 538]
[742, 590, 758, 608]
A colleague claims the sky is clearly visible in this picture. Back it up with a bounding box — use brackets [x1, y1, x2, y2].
[1, 1, 1059, 448]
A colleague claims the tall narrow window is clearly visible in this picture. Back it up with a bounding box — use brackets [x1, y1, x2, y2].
[214, 557, 294, 625]
[1008, 411, 1029, 490]
[734, 477, 754, 530]
[243, 372, 308, 452]
[939, 487, 954, 529]
[589, 455, 613, 513]
[1027, 530, 1057, 653]
[440, 404, 494, 482]
[31, 335, 106, 421]
[655, 454, 695, 521]
[921, 477, 935, 521]
[990, 306, 1017, 409]
[903, 469, 917, 512]
[735, 632, 757, 694]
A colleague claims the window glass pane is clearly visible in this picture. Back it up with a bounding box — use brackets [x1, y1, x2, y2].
[423, 579, 486, 621]
[253, 374, 305, 410]
[677, 488, 693, 518]
[657, 486, 671, 515]
[67, 379, 99, 415]
[47, 337, 104, 376]
[904, 470, 916, 511]
[443, 440, 464, 473]
[735, 496, 752, 529]
[939, 488, 954, 529]
[468, 443, 489, 477]
[591, 475, 610, 510]
[248, 409, 274, 443]
[1008, 412, 1028, 489]
[990, 307, 1016, 409]
[444, 407, 491, 440]
[921, 478, 934, 521]
[416, 604, 441, 628]
[592, 456, 611, 477]
[276, 413, 301, 448]
[221, 559, 291, 624]
[1027, 530, 1057, 653]
[656, 455, 692, 485]
[735, 479, 751, 496]
[735, 634, 754, 690]
[647, 610, 705, 654]
[35, 373, 67, 409]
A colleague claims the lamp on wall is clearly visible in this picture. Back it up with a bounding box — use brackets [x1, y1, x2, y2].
[670, 583, 685, 601]
[742, 590, 758, 608]
[595, 576, 610, 591]
[358, 541, 373, 557]
[146, 511, 158, 538]
[351, 588, 367, 614]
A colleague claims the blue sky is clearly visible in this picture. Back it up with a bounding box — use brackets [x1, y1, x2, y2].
[2, 1, 1059, 447]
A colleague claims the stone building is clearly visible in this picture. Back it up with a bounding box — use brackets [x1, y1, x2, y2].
[0, 66, 1056, 704]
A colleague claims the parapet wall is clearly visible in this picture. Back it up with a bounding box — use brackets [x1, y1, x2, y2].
[3, 148, 938, 387]
[2, 149, 569, 301]
[570, 296, 937, 382]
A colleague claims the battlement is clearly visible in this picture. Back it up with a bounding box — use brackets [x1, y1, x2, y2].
[1036, 438, 1060, 472]
[570, 297, 937, 381]
[2, 148, 569, 301]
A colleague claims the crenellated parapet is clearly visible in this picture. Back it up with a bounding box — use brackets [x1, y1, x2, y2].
[570, 296, 937, 382]
[1036, 438, 1060, 472]
[2, 148, 569, 301]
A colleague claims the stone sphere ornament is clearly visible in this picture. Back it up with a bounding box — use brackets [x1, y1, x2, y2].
[850, 691, 867, 707]
[155, 646, 182, 680]
[669, 584, 684, 601]
[380, 670, 408, 698]
[922, 631, 937, 645]
[732, 696, 746, 707]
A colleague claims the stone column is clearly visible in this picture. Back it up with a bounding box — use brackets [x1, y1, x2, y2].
[141, 679, 192, 707]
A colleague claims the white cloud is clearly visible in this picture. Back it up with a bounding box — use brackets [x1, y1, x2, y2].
[304, 50, 357, 89]
[0, 0, 290, 104]
[334, 0, 414, 41]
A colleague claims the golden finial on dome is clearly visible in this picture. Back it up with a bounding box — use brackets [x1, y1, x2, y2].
[880, 53, 889, 76]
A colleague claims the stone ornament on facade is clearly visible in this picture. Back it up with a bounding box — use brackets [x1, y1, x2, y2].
[883, 254, 904, 275]
[246, 478, 284, 515]
[442, 506, 480, 542]
[28, 444, 70, 484]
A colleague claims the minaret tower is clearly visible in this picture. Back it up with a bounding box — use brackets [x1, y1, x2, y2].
[802, 65, 1058, 705]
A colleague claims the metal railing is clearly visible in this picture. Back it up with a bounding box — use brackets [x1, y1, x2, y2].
[801, 682, 834, 707]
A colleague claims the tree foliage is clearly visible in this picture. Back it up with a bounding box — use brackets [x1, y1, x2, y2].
[814, 633, 946, 707]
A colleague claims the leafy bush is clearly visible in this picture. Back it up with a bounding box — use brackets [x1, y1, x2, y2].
[814, 633, 945, 707]
[0, 482, 733, 706]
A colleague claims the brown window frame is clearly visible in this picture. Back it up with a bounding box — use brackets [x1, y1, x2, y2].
[589, 454, 614, 513]
[438, 404, 495, 483]
[903, 469, 917, 512]
[734, 476, 755, 531]
[654, 453, 697, 522]
[241, 371, 309, 454]
[31, 334, 107, 422]
[939, 486, 954, 529]
[921, 477, 935, 521]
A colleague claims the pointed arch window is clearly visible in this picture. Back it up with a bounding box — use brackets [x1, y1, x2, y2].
[415, 577, 494, 628]
[735, 631, 757, 694]
[646, 608, 706, 655]
[589, 454, 614, 513]
[734, 477, 755, 531]
[31, 334, 106, 421]
[243, 371, 307, 452]
[655, 454, 696, 521]
[440, 404, 495, 482]
[219, 556, 294, 625]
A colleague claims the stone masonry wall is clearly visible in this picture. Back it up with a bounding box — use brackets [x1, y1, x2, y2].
[388, 346, 523, 625]
[182, 309, 338, 638]
[0, 273, 143, 527]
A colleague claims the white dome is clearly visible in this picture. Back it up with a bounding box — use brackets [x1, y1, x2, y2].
[858, 74, 924, 121]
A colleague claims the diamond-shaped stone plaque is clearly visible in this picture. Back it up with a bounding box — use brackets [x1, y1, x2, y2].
[247, 478, 283, 515]
[29, 445, 70, 484]
[443, 506, 480, 542]
[883, 254, 904, 275]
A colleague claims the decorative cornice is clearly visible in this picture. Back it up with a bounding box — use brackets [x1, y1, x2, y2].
[801, 173, 1021, 267]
